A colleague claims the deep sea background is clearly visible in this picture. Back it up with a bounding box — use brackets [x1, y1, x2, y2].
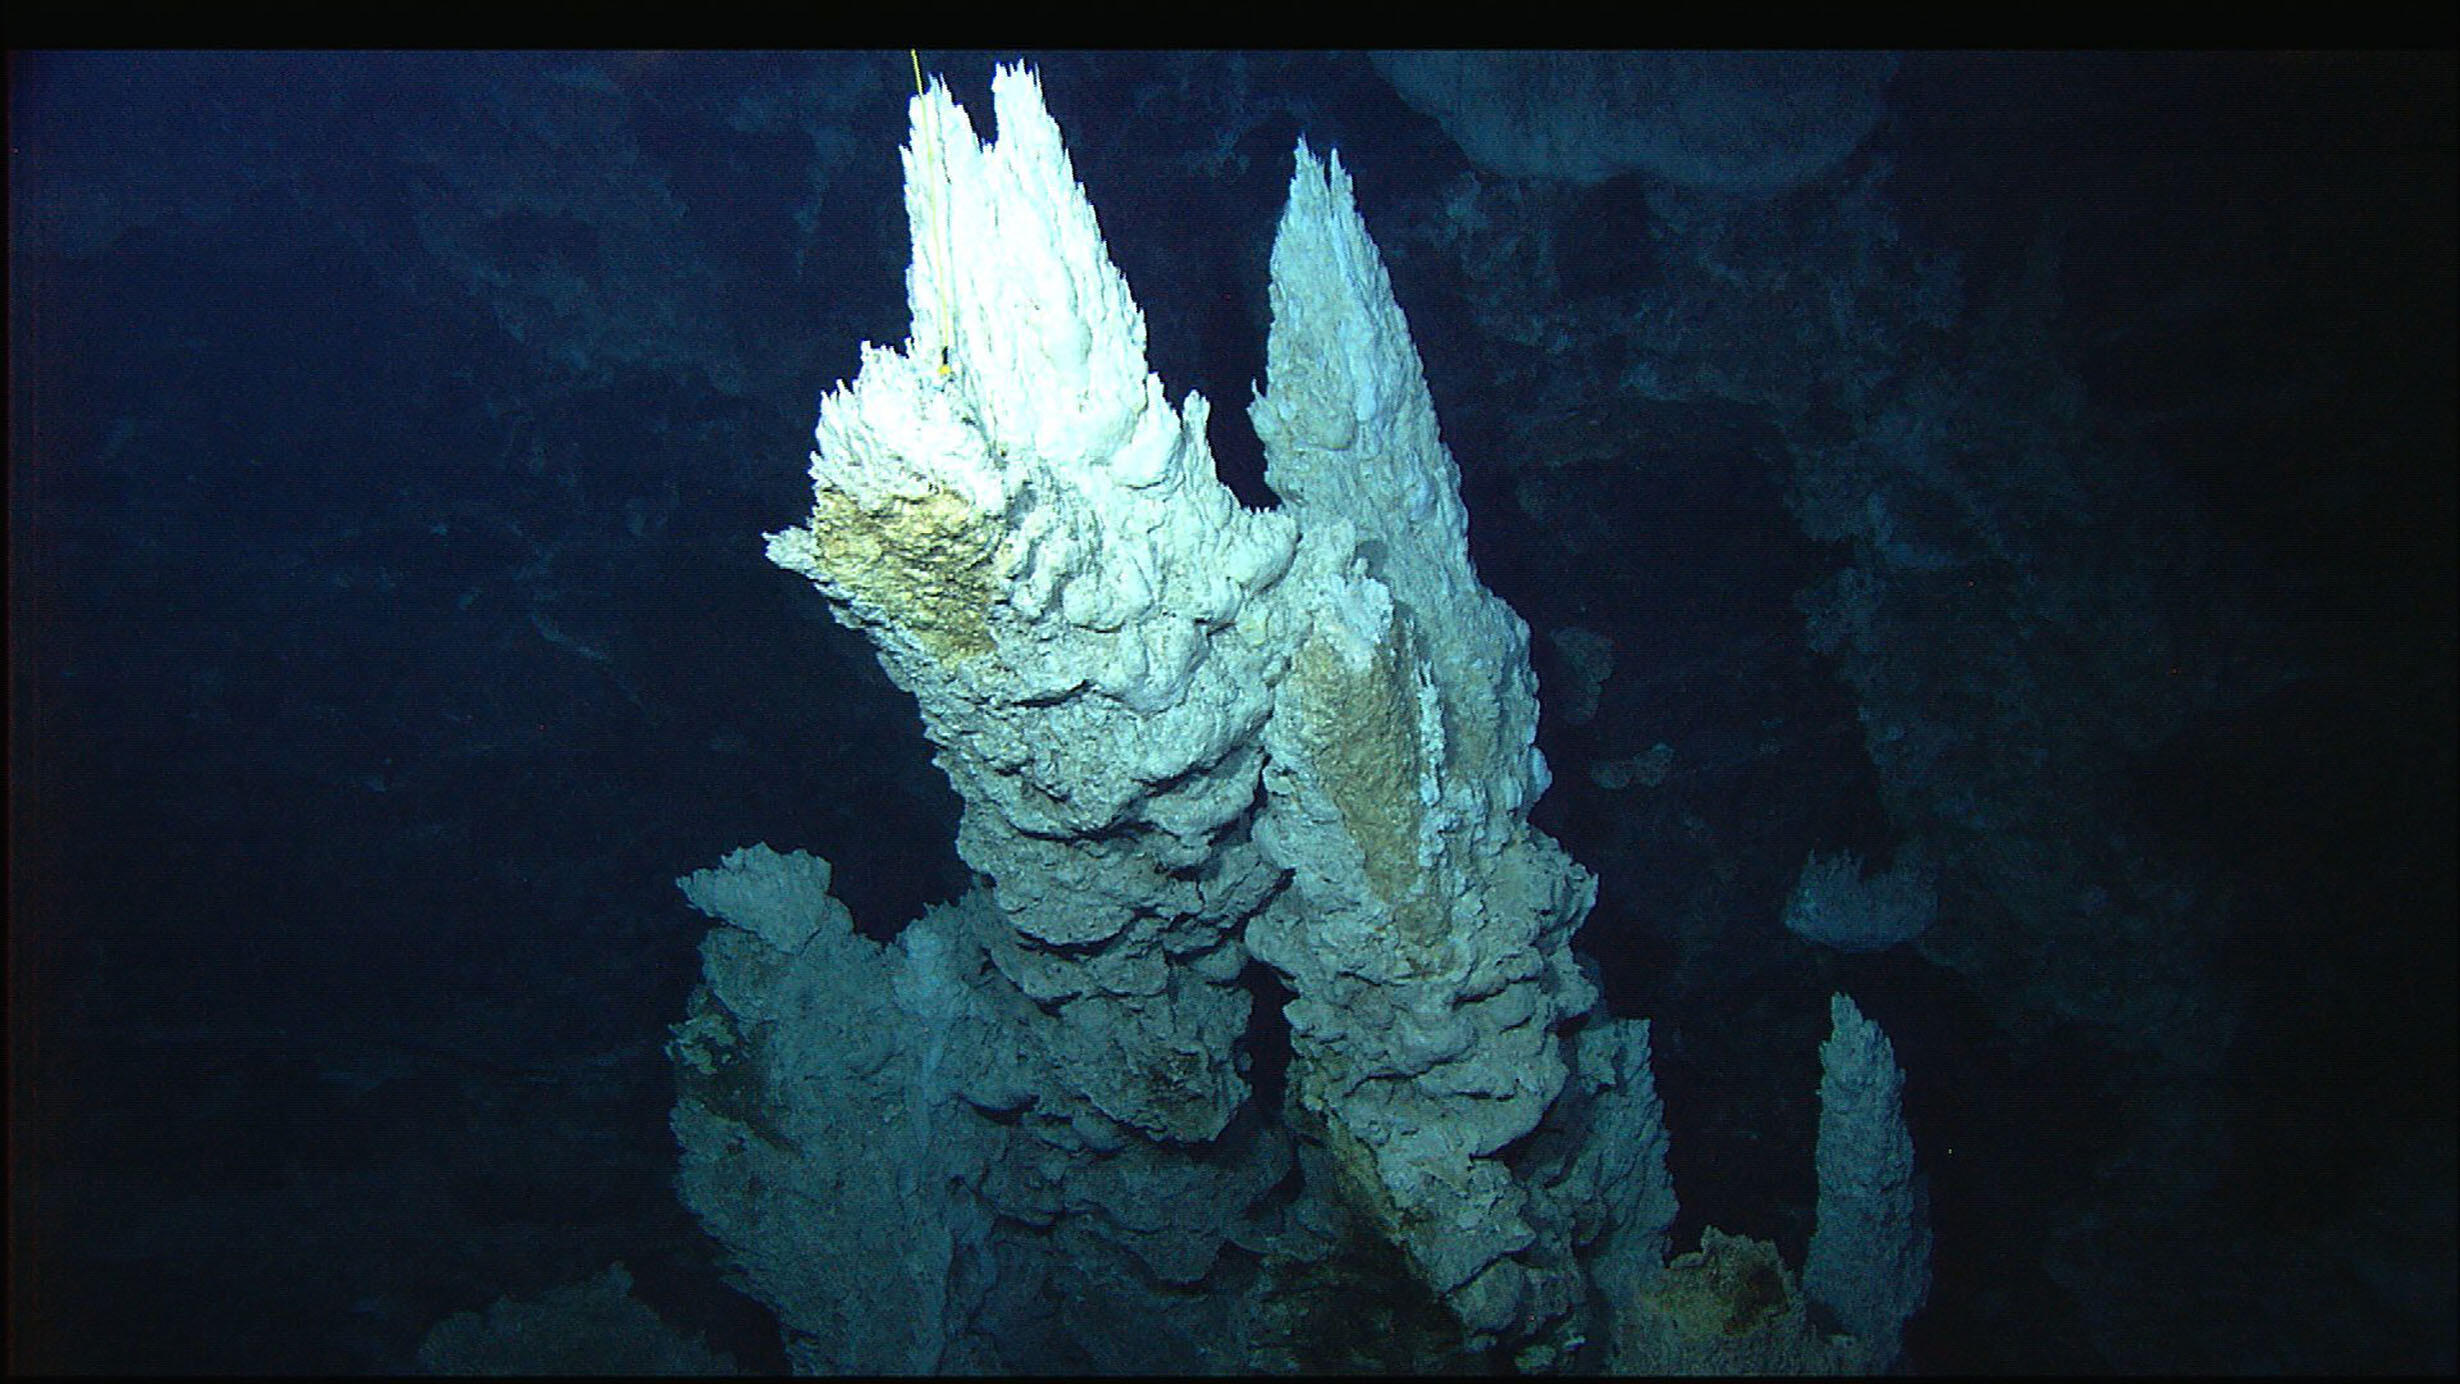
[9, 49, 2453, 1373]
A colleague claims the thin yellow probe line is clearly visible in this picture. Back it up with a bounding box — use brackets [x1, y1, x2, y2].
[910, 51, 956, 380]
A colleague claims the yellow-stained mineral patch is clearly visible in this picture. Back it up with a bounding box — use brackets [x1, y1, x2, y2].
[771, 483, 1002, 661]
